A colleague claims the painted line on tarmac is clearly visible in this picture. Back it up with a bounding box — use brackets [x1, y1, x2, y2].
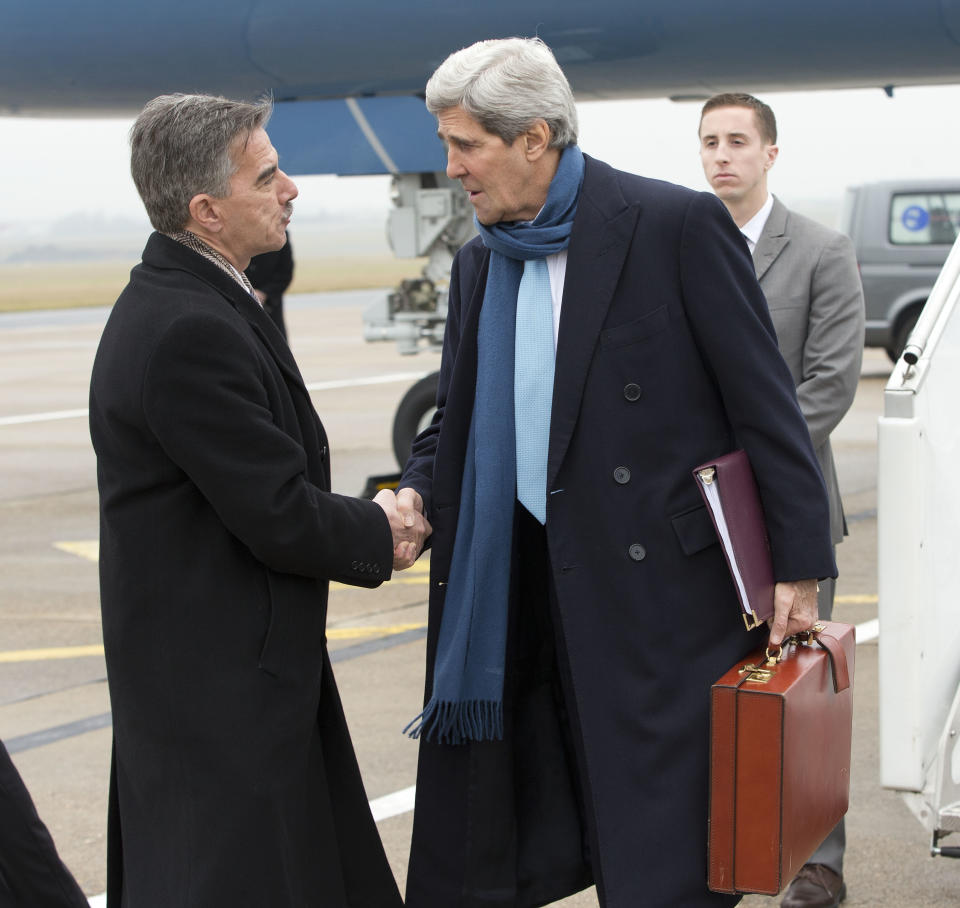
[329, 622, 426, 640]
[0, 407, 89, 426]
[0, 644, 105, 664]
[330, 626, 427, 663]
[5, 712, 113, 755]
[0, 623, 428, 666]
[54, 540, 99, 562]
[370, 784, 417, 821]
[0, 371, 430, 428]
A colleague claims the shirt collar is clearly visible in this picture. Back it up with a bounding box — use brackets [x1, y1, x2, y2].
[739, 193, 775, 253]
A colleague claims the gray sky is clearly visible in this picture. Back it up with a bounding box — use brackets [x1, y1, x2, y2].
[1, 84, 958, 229]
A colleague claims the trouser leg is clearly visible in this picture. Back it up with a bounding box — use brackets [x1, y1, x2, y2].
[817, 574, 836, 623]
[808, 552, 844, 876]
[807, 819, 845, 876]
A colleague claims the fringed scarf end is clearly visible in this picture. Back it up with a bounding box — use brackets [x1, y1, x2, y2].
[403, 698, 504, 745]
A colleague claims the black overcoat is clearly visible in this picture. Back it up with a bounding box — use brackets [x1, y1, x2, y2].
[89, 233, 402, 908]
[400, 158, 837, 907]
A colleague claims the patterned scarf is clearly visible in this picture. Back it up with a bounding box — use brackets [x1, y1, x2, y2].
[167, 231, 258, 299]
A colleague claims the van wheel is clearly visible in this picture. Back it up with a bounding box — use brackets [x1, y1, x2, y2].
[886, 308, 922, 363]
[392, 372, 440, 468]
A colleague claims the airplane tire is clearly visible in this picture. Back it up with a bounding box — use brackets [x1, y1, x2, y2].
[392, 372, 440, 468]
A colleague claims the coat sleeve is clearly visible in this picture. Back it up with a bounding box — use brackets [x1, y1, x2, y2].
[679, 192, 836, 583]
[141, 311, 393, 585]
[796, 230, 865, 449]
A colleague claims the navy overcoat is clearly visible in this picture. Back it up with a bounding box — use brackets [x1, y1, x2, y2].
[400, 157, 836, 907]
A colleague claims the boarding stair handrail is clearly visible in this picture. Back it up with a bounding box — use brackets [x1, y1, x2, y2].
[900, 231, 960, 367]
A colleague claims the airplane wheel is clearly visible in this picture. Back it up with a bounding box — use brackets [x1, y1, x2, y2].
[392, 372, 440, 468]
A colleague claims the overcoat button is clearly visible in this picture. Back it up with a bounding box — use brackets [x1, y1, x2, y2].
[613, 466, 631, 484]
[624, 383, 642, 401]
[628, 543, 646, 561]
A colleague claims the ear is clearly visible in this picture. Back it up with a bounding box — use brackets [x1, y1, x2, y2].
[765, 144, 779, 171]
[187, 193, 224, 235]
[522, 119, 552, 162]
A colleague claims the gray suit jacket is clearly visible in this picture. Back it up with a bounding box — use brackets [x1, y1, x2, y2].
[753, 196, 865, 546]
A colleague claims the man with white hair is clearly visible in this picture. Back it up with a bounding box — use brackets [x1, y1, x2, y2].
[394, 38, 835, 907]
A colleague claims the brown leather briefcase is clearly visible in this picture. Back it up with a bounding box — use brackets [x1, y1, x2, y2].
[708, 621, 855, 895]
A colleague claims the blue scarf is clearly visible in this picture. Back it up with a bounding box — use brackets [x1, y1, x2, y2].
[405, 145, 585, 744]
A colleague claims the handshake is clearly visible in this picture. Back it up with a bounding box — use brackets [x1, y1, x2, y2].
[373, 487, 432, 572]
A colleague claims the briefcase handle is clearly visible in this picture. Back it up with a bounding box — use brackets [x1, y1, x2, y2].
[763, 622, 851, 693]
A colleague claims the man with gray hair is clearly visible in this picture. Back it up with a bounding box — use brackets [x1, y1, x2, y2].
[89, 94, 421, 907]
[395, 38, 835, 907]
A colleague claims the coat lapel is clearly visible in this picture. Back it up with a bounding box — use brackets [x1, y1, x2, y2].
[548, 158, 640, 488]
[753, 196, 790, 281]
[143, 233, 313, 403]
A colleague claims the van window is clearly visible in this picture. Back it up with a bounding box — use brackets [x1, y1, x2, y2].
[889, 192, 960, 245]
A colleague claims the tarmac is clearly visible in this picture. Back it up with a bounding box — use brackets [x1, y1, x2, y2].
[1, 290, 957, 906]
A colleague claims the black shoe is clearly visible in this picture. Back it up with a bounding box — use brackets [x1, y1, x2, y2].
[781, 863, 846, 908]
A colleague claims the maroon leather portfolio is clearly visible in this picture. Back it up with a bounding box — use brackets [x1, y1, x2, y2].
[708, 621, 856, 895]
[693, 449, 774, 629]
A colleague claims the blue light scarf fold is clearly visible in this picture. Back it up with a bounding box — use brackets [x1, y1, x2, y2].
[405, 145, 585, 744]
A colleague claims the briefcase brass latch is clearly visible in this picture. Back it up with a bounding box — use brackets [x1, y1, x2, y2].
[794, 622, 828, 647]
[738, 665, 774, 683]
[736, 644, 783, 682]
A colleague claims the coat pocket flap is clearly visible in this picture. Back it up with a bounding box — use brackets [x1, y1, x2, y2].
[671, 503, 719, 556]
[600, 304, 669, 349]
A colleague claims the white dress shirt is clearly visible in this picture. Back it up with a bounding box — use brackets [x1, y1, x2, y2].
[739, 193, 775, 254]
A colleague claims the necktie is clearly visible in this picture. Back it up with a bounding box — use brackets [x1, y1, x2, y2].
[514, 257, 555, 524]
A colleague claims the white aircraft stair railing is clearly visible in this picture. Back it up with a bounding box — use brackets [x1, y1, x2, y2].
[878, 228, 960, 857]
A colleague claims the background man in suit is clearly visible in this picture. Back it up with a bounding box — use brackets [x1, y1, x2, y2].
[699, 92, 865, 908]
[89, 94, 427, 908]
[393, 38, 835, 908]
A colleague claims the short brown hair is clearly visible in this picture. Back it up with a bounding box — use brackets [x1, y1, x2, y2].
[700, 93, 777, 145]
